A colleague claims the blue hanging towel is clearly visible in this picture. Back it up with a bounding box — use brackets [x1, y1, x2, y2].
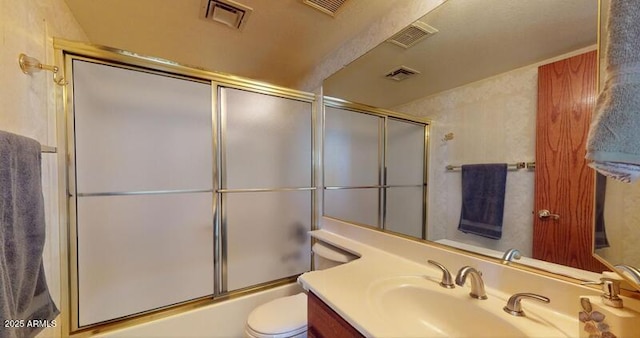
[0, 130, 59, 338]
[458, 163, 507, 240]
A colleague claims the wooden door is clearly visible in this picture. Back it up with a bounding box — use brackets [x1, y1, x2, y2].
[533, 50, 607, 272]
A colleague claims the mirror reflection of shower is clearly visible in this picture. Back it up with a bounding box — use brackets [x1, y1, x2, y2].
[323, 0, 602, 282]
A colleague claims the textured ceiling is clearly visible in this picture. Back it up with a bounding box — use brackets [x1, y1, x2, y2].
[64, 0, 399, 88]
[324, 0, 598, 108]
[64, 0, 598, 108]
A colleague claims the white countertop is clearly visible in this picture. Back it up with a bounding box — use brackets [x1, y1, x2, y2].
[435, 239, 602, 283]
[298, 229, 579, 337]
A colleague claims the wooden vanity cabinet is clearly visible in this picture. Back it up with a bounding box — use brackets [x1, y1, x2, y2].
[307, 292, 365, 338]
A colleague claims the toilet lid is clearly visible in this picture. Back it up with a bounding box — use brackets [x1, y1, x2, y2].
[247, 293, 307, 337]
[312, 242, 358, 263]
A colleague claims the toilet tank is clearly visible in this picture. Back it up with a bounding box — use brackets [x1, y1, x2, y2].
[312, 241, 358, 270]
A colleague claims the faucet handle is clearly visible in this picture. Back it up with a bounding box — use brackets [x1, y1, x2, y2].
[581, 277, 623, 308]
[427, 260, 455, 289]
[503, 293, 550, 317]
[600, 278, 623, 308]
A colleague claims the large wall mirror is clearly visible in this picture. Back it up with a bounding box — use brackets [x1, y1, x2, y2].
[322, 0, 640, 287]
[593, 0, 640, 290]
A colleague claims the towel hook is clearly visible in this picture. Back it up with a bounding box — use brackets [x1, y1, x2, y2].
[18, 53, 67, 86]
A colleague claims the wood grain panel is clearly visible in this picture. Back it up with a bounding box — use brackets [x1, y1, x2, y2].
[533, 50, 607, 272]
[308, 292, 364, 338]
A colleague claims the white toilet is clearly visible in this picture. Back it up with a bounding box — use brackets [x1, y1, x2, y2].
[245, 241, 358, 338]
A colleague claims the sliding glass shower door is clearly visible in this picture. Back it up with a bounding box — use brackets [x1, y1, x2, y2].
[218, 87, 313, 291]
[385, 118, 426, 238]
[323, 101, 428, 239]
[70, 58, 315, 329]
[324, 106, 382, 227]
[72, 60, 214, 327]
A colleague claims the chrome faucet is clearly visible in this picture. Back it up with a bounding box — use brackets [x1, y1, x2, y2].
[503, 293, 550, 316]
[501, 248, 521, 263]
[455, 266, 487, 299]
[427, 260, 455, 289]
[615, 264, 640, 284]
[580, 277, 625, 308]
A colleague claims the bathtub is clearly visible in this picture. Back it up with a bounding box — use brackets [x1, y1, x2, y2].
[95, 283, 304, 337]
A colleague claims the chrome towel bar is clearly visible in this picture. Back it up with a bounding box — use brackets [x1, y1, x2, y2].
[446, 162, 535, 171]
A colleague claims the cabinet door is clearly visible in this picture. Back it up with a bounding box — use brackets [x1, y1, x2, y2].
[307, 292, 364, 338]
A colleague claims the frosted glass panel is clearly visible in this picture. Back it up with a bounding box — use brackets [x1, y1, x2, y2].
[386, 187, 424, 238]
[221, 88, 312, 189]
[73, 60, 212, 193]
[387, 119, 425, 185]
[324, 188, 379, 228]
[226, 191, 311, 291]
[325, 107, 381, 186]
[77, 193, 214, 326]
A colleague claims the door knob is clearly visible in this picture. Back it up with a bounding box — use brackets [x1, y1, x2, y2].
[538, 209, 560, 220]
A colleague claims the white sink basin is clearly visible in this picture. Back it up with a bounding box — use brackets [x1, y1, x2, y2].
[367, 275, 571, 337]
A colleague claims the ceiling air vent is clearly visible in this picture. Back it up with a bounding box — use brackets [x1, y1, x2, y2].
[200, 0, 253, 30]
[302, 0, 349, 17]
[387, 21, 438, 48]
[385, 66, 420, 81]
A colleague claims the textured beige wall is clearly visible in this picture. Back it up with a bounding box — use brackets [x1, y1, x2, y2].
[394, 47, 597, 259]
[599, 173, 640, 268]
[298, 0, 445, 92]
[0, 0, 87, 336]
[395, 65, 538, 256]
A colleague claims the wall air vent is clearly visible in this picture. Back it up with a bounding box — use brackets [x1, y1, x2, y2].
[302, 0, 349, 17]
[200, 0, 253, 30]
[387, 21, 438, 48]
[385, 66, 420, 81]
